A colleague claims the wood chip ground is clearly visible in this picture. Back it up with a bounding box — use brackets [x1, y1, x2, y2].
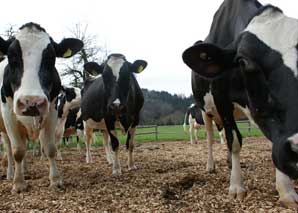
[0, 137, 297, 212]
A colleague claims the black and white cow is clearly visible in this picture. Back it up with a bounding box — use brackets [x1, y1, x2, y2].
[183, 0, 298, 207]
[62, 107, 84, 149]
[55, 86, 81, 159]
[0, 22, 83, 192]
[81, 53, 147, 175]
[183, 103, 226, 144]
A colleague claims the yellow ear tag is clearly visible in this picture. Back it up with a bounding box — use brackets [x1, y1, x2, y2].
[137, 65, 144, 73]
[63, 48, 72, 58]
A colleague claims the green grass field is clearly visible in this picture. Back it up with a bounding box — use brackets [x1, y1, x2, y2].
[61, 121, 263, 148]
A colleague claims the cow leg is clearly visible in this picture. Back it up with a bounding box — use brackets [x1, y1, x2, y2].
[40, 142, 46, 161]
[102, 130, 113, 165]
[189, 122, 194, 144]
[107, 129, 121, 175]
[2, 105, 27, 192]
[228, 130, 246, 199]
[2, 133, 14, 180]
[39, 107, 63, 189]
[55, 118, 66, 160]
[202, 112, 215, 173]
[127, 128, 137, 170]
[276, 168, 298, 207]
[111, 130, 121, 175]
[84, 124, 93, 163]
[219, 130, 226, 144]
[194, 127, 198, 144]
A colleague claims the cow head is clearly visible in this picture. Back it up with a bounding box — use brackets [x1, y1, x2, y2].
[0, 22, 83, 117]
[57, 86, 81, 118]
[84, 53, 147, 117]
[183, 7, 298, 179]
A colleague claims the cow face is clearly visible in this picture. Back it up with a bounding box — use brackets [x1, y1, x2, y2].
[182, 7, 298, 178]
[84, 54, 147, 117]
[0, 22, 83, 117]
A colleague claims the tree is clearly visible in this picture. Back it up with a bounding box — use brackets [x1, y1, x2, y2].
[59, 23, 109, 88]
[1, 24, 17, 39]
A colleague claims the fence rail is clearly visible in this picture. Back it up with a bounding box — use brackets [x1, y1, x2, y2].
[136, 120, 256, 139]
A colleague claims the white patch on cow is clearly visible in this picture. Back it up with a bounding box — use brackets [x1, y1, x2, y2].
[288, 133, 298, 154]
[188, 114, 198, 144]
[245, 8, 298, 76]
[203, 89, 222, 124]
[85, 118, 107, 130]
[233, 103, 257, 127]
[229, 130, 245, 198]
[61, 87, 81, 117]
[276, 168, 298, 204]
[13, 26, 51, 114]
[113, 98, 120, 105]
[107, 56, 125, 81]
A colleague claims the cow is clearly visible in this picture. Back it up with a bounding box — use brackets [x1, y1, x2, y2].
[183, 103, 226, 144]
[55, 86, 81, 159]
[0, 22, 83, 192]
[182, 0, 298, 207]
[81, 53, 147, 175]
[62, 107, 84, 150]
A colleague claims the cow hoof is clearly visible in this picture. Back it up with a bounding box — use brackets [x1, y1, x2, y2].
[278, 192, 298, 208]
[50, 179, 64, 190]
[112, 169, 122, 176]
[12, 182, 27, 193]
[86, 157, 93, 163]
[128, 165, 138, 171]
[229, 186, 246, 200]
[206, 164, 215, 173]
[6, 169, 14, 180]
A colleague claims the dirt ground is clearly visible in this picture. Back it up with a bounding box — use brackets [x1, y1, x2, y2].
[0, 137, 298, 212]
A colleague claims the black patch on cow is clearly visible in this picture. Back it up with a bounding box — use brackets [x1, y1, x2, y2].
[184, 104, 204, 125]
[64, 87, 76, 102]
[19, 22, 46, 32]
[126, 132, 131, 150]
[65, 107, 80, 129]
[1, 40, 24, 101]
[39, 44, 61, 101]
[254, 4, 283, 17]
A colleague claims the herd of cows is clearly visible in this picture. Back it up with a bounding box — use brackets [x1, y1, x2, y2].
[1, 0, 298, 208]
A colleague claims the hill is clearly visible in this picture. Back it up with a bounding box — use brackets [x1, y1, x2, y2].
[140, 89, 193, 125]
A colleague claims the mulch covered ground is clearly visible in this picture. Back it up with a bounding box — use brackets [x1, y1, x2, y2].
[0, 136, 297, 212]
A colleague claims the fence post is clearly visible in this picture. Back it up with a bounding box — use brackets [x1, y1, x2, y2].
[248, 121, 251, 136]
[155, 125, 158, 141]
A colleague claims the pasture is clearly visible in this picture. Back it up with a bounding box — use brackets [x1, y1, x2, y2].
[58, 121, 263, 148]
[1, 129, 297, 212]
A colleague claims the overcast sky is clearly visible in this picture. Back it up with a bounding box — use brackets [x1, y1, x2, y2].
[0, 0, 296, 96]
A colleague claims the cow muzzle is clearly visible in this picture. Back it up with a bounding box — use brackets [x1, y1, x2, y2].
[16, 96, 48, 116]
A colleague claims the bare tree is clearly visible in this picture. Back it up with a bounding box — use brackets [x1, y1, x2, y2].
[1, 24, 17, 39]
[60, 23, 109, 88]
[0, 24, 17, 60]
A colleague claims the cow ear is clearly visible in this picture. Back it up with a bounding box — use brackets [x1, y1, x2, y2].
[84, 62, 103, 76]
[55, 38, 84, 58]
[0, 37, 13, 55]
[132, 60, 147, 73]
[182, 43, 236, 79]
